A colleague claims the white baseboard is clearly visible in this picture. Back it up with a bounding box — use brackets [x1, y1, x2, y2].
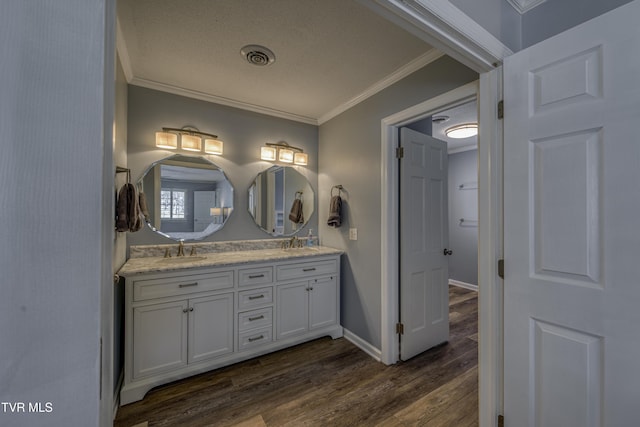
[113, 371, 124, 419]
[449, 279, 478, 292]
[343, 328, 382, 362]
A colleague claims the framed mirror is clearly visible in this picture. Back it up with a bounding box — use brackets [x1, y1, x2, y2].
[138, 154, 234, 241]
[248, 166, 314, 236]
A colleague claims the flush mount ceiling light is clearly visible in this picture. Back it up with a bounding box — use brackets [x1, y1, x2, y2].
[241, 45, 276, 66]
[155, 126, 224, 155]
[445, 123, 478, 139]
[260, 142, 308, 166]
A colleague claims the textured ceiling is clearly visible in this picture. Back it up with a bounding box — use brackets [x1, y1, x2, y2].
[117, 0, 436, 123]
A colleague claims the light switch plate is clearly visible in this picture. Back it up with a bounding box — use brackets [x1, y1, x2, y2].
[349, 228, 358, 240]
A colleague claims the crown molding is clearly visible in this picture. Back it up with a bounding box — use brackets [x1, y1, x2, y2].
[129, 78, 319, 125]
[359, 0, 512, 73]
[318, 49, 444, 125]
[505, 0, 547, 14]
[115, 19, 134, 82]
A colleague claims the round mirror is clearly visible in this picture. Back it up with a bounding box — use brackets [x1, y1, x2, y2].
[248, 166, 314, 236]
[138, 154, 234, 241]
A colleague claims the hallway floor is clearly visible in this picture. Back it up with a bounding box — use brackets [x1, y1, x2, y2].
[114, 285, 478, 427]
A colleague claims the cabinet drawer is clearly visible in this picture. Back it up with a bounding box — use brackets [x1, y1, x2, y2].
[276, 259, 337, 281]
[238, 327, 273, 351]
[238, 307, 273, 332]
[238, 266, 273, 287]
[238, 287, 273, 310]
[133, 270, 234, 301]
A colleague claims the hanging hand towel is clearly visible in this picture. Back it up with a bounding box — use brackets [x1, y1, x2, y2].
[289, 198, 304, 224]
[327, 195, 342, 228]
[116, 183, 144, 232]
[139, 192, 150, 222]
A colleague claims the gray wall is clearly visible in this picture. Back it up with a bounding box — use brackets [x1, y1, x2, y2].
[448, 149, 479, 286]
[451, 0, 522, 51]
[522, 0, 633, 48]
[318, 56, 478, 349]
[0, 1, 113, 425]
[126, 86, 319, 247]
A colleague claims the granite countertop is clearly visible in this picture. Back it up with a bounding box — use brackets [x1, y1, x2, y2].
[118, 246, 343, 276]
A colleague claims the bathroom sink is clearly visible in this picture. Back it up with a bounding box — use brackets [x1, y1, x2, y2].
[158, 256, 208, 264]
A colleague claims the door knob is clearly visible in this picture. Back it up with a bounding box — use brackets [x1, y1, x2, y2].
[443, 248, 453, 256]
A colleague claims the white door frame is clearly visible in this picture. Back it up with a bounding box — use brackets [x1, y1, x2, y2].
[380, 74, 503, 427]
[381, 80, 477, 365]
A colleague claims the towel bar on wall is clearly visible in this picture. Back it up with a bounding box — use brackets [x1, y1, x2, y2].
[459, 218, 478, 227]
[458, 182, 477, 190]
[116, 166, 131, 183]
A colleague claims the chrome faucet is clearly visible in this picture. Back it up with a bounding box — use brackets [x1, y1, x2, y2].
[177, 240, 185, 257]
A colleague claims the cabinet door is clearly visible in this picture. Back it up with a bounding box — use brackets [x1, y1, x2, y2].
[188, 293, 234, 364]
[276, 281, 309, 339]
[133, 300, 188, 378]
[309, 275, 338, 330]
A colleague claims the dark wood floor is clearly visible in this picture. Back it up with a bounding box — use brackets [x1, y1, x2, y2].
[114, 286, 478, 427]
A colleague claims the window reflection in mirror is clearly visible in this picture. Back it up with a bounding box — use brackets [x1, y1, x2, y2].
[248, 166, 314, 236]
[139, 154, 234, 241]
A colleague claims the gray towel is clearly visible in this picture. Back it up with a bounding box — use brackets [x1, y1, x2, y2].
[289, 198, 304, 224]
[116, 183, 144, 232]
[327, 195, 342, 228]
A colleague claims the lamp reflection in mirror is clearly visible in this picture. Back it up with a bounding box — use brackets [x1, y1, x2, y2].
[155, 132, 178, 150]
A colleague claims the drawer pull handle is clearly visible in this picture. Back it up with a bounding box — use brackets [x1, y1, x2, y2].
[248, 335, 264, 342]
[248, 274, 265, 279]
[248, 294, 265, 300]
[178, 282, 198, 288]
[303, 268, 316, 272]
[248, 315, 265, 321]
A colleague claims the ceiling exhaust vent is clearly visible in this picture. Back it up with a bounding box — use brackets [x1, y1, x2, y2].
[241, 45, 276, 66]
[432, 115, 450, 123]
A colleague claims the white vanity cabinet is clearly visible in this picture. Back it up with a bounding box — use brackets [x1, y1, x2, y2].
[119, 251, 342, 405]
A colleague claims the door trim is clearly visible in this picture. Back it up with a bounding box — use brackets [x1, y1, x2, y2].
[380, 77, 503, 427]
[380, 80, 477, 365]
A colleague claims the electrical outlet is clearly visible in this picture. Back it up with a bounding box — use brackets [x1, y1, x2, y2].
[349, 228, 358, 240]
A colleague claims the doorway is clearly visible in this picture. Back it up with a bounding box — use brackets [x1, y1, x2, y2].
[380, 80, 478, 364]
[397, 99, 478, 360]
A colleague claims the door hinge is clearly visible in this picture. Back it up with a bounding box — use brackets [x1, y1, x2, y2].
[498, 414, 504, 427]
[396, 146, 404, 159]
[396, 322, 404, 335]
[498, 259, 504, 279]
[497, 100, 504, 119]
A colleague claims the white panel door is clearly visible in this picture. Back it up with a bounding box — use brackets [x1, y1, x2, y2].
[400, 127, 449, 361]
[194, 190, 216, 232]
[188, 293, 234, 364]
[503, 2, 640, 425]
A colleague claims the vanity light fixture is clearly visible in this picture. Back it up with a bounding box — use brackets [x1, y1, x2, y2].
[445, 123, 478, 139]
[260, 142, 308, 166]
[181, 134, 201, 152]
[155, 126, 224, 155]
[155, 131, 178, 150]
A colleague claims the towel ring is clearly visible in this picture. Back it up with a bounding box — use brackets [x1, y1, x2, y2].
[331, 185, 343, 197]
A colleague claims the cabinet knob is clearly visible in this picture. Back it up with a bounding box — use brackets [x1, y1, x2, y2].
[182, 308, 189, 313]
